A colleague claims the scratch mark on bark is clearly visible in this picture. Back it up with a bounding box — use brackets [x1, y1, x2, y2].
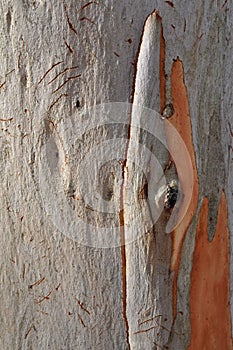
[22, 264, 26, 279]
[52, 75, 81, 94]
[6, 69, 15, 76]
[64, 39, 74, 54]
[222, 0, 228, 8]
[63, 0, 78, 35]
[35, 291, 52, 304]
[138, 315, 162, 326]
[85, 204, 94, 211]
[184, 18, 186, 32]
[0, 70, 14, 89]
[38, 61, 63, 85]
[55, 283, 61, 291]
[0, 117, 13, 122]
[77, 299, 91, 315]
[136, 317, 182, 337]
[78, 313, 86, 327]
[165, 1, 174, 8]
[80, 16, 96, 25]
[24, 324, 36, 339]
[158, 322, 181, 335]
[0, 81, 6, 89]
[81, 1, 99, 10]
[49, 93, 68, 110]
[228, 122, 233, 137]
[134, 325, 159, 334]
[29, 277, 45, 289]
[198, 33, 204, 40]
[48, 66, 79, 84]
[113, 51, 120, 57]
[137, 306, 144, 315]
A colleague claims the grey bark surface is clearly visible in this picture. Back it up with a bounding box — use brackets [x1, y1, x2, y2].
[0, 1, 232, 350]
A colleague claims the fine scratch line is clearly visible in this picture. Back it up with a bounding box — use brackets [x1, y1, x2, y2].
[63, 0, 78, 35]
[38, 61, 63, 85]
[29, 277, 45, 289]
[49, 93, 68, 110]
[77, 299, 91, 315]
[52, 74, 81, 94]
[81, 1, 99, 10]
[48, 66, 79, 85]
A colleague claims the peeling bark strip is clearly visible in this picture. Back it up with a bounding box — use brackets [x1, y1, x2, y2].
[188, 193, 232, 349]
[165, 59, 199, 317]
[125, 10, 176, 349]
[119, 10, 163, 349]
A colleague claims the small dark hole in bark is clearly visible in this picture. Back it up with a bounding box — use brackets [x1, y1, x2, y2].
[76, 99, 81, 108]
[161, 103, 174, 119]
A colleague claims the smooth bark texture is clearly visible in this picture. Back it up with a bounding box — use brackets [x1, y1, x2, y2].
[0, 1, 232, 349]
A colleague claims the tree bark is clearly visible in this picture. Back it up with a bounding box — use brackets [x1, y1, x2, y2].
[0, 1, 232, 349]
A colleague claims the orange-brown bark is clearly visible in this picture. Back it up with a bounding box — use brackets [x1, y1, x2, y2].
[188, 193, 232, 349]
[165, 59, 199, 317]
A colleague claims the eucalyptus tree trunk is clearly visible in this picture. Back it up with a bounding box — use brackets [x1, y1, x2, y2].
[0, 1, 232, 349]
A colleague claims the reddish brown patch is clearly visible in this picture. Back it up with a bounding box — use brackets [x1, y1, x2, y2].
[188, 193, 232, 349]
[165, 59, 199, 317]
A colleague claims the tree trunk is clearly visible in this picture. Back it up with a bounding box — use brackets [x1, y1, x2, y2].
[0, 1, 232, 349]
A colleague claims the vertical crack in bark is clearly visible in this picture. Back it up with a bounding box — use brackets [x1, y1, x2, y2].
[119, 105, 133, 348]
[119, 96, 134, 347]
[119, 207, 130, 348]
[159, 22, 166, 113]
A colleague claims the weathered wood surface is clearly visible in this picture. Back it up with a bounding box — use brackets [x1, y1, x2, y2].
[0, 0, 232, 349]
